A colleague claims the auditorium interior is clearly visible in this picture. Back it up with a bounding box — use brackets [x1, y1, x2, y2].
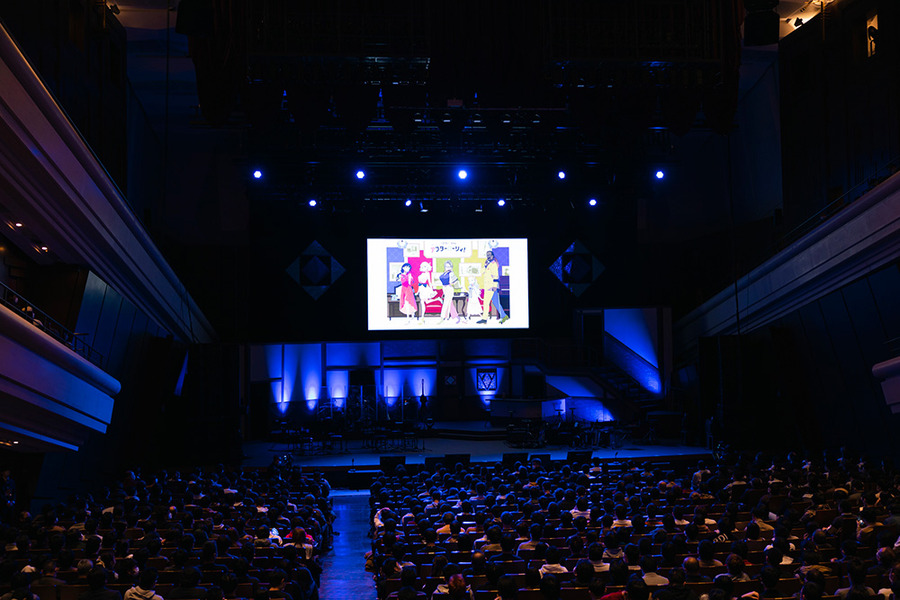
[0, 1, 900, 598]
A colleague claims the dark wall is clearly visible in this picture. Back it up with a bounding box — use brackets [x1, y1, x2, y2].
[700, 260, 900, 460]
[780, 0, 900, 232]
[0, 0, 128, 191]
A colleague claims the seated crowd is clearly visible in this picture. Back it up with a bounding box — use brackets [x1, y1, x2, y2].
[366, 451, 900, 600]
[0, 461, 333, 600]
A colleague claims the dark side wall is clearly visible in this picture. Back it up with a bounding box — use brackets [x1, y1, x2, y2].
[780, 0, 900, 232]
[700, 259, 900, 461]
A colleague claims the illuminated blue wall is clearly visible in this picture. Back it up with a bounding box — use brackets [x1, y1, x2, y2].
[382, 368, 437, 402]
[285, 344, 322, 410]
[326, 342, 380, 367]
[604, 308, 658, 367]
[604, 308, 662, 394]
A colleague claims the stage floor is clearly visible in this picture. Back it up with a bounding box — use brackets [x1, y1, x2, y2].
[240, 420, 710, 470]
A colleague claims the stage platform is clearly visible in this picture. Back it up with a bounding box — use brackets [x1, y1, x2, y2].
[241, 420, 711, 487]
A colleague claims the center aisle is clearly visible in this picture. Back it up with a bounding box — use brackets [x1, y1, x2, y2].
[319, 490, 374, 598]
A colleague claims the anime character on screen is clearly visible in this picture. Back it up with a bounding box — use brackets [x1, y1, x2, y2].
[477, 250, 508, 324]
[466, 276, 481, 318]
[438, 260, 462, 323]
[417, 260, 435, 322]
[396, 262, 417, 323]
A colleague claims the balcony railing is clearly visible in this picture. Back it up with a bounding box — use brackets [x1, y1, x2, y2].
[0, 281, 103, 367]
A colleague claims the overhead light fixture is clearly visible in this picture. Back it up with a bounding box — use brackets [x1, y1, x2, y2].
[588, 198, 597, 207]
[497, 199, 506, 207]
[419, 202, 428, 213]
[14, 222, 22, 228]
[557, 170, 566, 180]
[655, 170, 665, 180]
[308, 199, 317, 207]
[405, 199, 412, 207]
[355, 170, 366, 180]
[40, 246, 48, 252]
[458, 169, 468, 180]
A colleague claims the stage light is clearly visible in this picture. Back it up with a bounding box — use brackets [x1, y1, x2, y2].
[308, 199, 317, 207]
[14, 223, 22, 228]
[589, 198, 597, 207]
[40, 246, 48, 252]
[356, 170, 366, 180]
[419, 202, 428, 213]
[655, 170, 665, 180]
[405, 199, 412, 207]
[458, 169, 468, 180]
[252, 170, 262, 179]
[558, 170, 566, 180]
[497, 199, 506, 207]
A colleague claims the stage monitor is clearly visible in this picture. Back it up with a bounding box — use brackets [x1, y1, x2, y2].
[367, 239, 529, 331]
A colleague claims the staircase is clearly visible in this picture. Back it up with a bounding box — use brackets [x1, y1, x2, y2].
[512, 337, 680, 435]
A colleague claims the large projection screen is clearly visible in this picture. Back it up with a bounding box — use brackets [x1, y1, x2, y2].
[367, 239, 529, 331]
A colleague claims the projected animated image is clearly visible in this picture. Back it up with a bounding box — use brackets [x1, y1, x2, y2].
[367, 239, 529, 331]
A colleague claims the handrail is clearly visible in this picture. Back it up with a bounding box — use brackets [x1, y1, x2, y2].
[779, 154, 900, 249]
[0, 281, 103, 367]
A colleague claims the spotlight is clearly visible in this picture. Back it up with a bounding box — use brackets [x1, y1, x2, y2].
[588, 198, 597, 207]
[252, 170, 262, 179]
[356, 170, 366, 180]
[308, 199, 317, 207]
[419, 202, 428, 213]
[557, 170, 566, 180]
[405, 199, 412, 207]
[40, 246, 48, 252]
[655, 170, 665, 180]
[458, 169, 468, 180]
[497, 199, 506, 207]
[14, 223, 22, 228]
